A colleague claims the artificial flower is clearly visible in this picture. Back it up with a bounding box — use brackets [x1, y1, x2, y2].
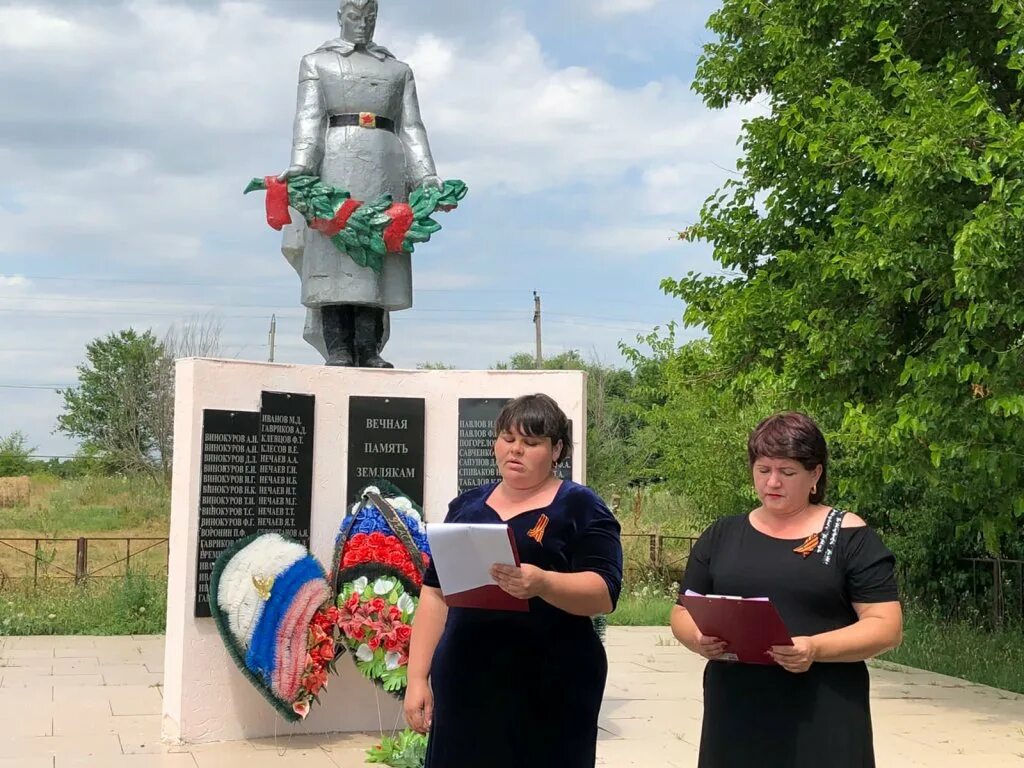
[397, 593, 415, 614]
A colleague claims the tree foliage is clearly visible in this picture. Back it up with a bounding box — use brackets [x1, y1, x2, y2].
[622, 332, 781, 528]
[0, 431, 35, 477]
[671, 0, 1024, 552]
[58, 329, 168, 477]
[55, 318, 223, 481]
[493, 351, 648, 491]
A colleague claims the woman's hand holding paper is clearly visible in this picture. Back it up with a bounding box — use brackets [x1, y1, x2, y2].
[490, 563, 550, 600]
[769, 636, 817, 673]
[696, 632, 728, 660]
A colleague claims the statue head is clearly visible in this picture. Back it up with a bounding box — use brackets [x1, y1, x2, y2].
[338, 0, 378, 46]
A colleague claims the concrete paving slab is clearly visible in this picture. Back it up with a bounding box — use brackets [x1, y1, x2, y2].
[0, 629, 1022, 766]
[0, 759, 53, 768]
[1, 673, 103, 688]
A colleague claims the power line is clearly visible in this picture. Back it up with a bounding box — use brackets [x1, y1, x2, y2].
[0, 384, 68, 390]
[2, 275, 678, 304]
[1, 296, 625, 316]
[2, 274, 549, 294]
[0, 300, 671, 326]
[0, 308, 670, 332]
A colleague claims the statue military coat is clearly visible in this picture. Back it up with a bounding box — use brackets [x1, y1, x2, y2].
[286, 39, 438, 312]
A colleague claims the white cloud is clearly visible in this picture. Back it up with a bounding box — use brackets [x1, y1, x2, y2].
[395, 18, 755, 199]
[0, 275, 30, 289]
[0, 1, 750, 456]
[575, 225, 682, 258]
[415, 270, 484, 292]
[590, 0, 664, 17]
[1, 5, 750, 258]
[0, 6, 102, 50]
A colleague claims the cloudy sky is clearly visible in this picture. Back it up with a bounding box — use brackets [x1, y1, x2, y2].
[0, 0, 756, 457]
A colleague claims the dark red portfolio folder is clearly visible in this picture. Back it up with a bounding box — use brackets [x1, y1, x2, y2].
[440, 527, 529, 612]
[680, 594, 793, 664]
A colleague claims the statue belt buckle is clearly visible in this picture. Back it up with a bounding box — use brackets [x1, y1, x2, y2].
[358, 112, 378, 129]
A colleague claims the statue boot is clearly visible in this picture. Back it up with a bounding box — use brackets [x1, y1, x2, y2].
[354, 307, 393, 369]
[322, 305, 355, 367]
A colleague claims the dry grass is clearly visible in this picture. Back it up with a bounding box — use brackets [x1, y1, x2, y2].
[0, 474, 169, 537]
[0, 476, 30, 508]
[0, 475, 170, 584]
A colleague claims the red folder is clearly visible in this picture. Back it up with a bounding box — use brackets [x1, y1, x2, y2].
[680, 594, 793, 664]
[440, 527, 529, 612]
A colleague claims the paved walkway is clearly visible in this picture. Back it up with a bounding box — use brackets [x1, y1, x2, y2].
[1, 628, 1022, 766]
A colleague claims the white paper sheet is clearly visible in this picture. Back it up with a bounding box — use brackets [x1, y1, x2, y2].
[426, 523, 518, 595]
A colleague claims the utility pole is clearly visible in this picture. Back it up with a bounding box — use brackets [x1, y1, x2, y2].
[533, 291, 543, 368]
[268, 314, 277, 362]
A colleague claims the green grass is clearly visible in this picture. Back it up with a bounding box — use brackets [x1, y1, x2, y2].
[610, 487, 702, 538]
[0, 573, 166, 636]
[609, 581, 675, 626]
[609, 594, 673, 626]
[878, 607, 1024, 695]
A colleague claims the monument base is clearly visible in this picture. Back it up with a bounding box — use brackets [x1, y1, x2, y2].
[162, 359, 586, 744]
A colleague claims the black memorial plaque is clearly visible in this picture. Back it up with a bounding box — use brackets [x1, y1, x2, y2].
[457, 398, 507, 494]
[555, 419, 574, 482]
[457, 398, 574, 494]
[257, 392, 315, 544]
[195, 409, 259, 617]
[347, 396, 425, 506]
[194, 392, 316, 617]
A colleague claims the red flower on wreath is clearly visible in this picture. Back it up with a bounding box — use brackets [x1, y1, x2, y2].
[301, 665, 328, 696]
[318, 641, 335, 662]
[336, 592, 368, 639]
[312, 606, 340, 632]
[339, 533, 430, 587]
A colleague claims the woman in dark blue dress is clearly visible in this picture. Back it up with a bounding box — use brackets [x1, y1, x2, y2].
[406, 394, 623, 768]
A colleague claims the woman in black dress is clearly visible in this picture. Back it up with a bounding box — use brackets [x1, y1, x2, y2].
[671, 412, 902, 768]
[405, 394, 623, 768]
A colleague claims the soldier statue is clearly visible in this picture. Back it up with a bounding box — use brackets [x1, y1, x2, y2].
[279, 0, 441, 368]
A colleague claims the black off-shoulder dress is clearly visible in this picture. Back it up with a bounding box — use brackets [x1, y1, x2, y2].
[680, 512, 900, 768]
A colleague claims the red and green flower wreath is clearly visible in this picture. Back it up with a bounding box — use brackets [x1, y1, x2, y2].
[245, 175, 468, 273]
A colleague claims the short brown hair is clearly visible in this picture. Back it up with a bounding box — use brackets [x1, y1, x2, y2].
[494, 394, 572, 464]
[748, 412, 828, 503]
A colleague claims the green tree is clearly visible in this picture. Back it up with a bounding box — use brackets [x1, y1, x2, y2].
[0, 431, 35, 477]
[672, 0, 1024, 551]
[623, 332, 780, 526]
[492, 351, 645, 492]
[58, 329, 168, 478]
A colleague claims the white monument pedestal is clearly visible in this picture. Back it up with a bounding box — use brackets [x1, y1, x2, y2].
[161, 358, 586, 744]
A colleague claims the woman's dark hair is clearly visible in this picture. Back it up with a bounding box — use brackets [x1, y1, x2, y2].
[748, 412, 828, 503]
[494, 393, 572, 465]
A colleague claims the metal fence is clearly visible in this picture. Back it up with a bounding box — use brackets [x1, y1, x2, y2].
[959, 557, 1024, 627]
[0, 537, 169, 588]
[621, 535, 1024, 627]
[621, 533, 698, 585]
[1, 534, 1019, 627]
